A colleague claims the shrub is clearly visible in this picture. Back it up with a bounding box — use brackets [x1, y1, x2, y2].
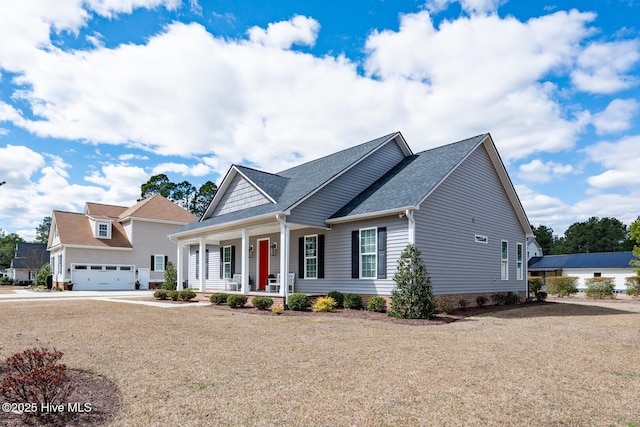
[209, 293, 229, 305]
[366, 296, 387, 313]
[272, 305, 283, 315]
[389, 244, 436, 319]
[154, 289, 169, 300]
[168, 290, 180, 301]
[162, 261, 177, 290]
[528, 277, 543, 298]
[179, 288, 197, 301]
[535, 291, 548, 302]
[36, 264, 51, 287]
[344, 294, 363, 310]
[545, 276, 579, 297]
[505, 291, 520, 305]
[252, 297, 274, 310]
[0, 276, 14, 285]
[626, 276, 640, 298]
[227, 294, 248, 308]
[584, 277, 615, 299]
[458, 298, 468, 310]
[476, 295, 488, 307]
[435, 295, 456, 313]
[0, 347, 75, 414]
[287, 293, 310, 311]
[327, 291, 344, 308]
[312, 297, 337, 312]
[491, 293, 507, 305]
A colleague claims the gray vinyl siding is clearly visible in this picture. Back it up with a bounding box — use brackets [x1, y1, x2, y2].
[414, 145, 527, 295]
[288, 141, 406, 227]
[213, 174, 270, 216]
[291, 216, 408, 295]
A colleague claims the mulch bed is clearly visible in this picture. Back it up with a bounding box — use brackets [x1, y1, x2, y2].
[207, 300, 548, 325]
[0, 367, 122, 427]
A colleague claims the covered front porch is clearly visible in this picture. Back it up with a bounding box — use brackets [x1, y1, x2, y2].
[173, 213, 324, 303]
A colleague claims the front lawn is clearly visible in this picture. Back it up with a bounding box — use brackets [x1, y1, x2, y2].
[1, 299, 639, 426]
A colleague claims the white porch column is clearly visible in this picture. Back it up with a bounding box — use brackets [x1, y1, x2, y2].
[176, 241, 184, 291]
[276, 215, 290, 302]
[241, 228, 249, 294]
[198, 237, 206, 292]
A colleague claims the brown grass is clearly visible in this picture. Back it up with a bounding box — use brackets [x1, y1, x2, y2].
[1, 299, 640, 426]
[0, 285, 22, 294]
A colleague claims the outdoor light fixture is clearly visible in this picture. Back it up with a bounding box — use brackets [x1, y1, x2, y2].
[249, 245, 254, 258]
[270, 242, 277, 256]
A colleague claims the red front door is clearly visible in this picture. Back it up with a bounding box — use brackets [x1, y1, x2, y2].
[258, 239, 269, 290]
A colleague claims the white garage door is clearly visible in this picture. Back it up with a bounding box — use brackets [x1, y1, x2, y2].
[71, 264, 135, 291]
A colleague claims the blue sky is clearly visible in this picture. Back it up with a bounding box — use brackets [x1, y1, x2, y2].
[0, 0, 639, 241]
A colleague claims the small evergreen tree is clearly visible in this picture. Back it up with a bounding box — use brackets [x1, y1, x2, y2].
[389, 244, 436, 319]
[162, 261, 177, 290]
[35, 263, 51, 286]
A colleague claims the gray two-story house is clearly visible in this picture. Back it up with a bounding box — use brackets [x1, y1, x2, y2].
[169, 132, 533, 303]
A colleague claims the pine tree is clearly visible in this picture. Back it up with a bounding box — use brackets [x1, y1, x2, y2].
[389, 244, 436, 319]
[162, 261, 177, 290]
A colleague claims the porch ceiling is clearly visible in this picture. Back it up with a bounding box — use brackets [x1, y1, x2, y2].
[177, 220, 325, 245]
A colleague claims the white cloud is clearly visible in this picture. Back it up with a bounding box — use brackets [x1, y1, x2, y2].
[84, 163, 148, 205]
[425, 0, 507, 15]
[571, 39, 640, 94]
[247, 15, 320, 49]
[151, 162, 213, 177]
[591, 98, 639, 135]
[517, 159, 575, 183]
[584, 135, 640, 190]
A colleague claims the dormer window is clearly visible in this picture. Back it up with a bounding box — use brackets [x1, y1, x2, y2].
[96, 221, 111, 239]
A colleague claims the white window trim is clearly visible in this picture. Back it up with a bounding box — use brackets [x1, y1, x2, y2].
[96, 221, 111, 239]
[501, 240, 508, 280]
[304, 234, 318, 279]
[153, 254, 165, 272]
[222, 245, 232, 280]
[475, 234, 488, 244]
[516, 242, 524, 280]
[360, 227, 377, 279]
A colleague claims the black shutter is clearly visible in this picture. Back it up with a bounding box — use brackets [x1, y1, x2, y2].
[219, 247, 223, 279]
[351, 230, 359, 278]
[298, 237, 304, 278]
[230, 246, 236, 275]
[377, 227, 387, 279]
[150, 255, 154, 271]
[164, 255, 168, 269]
[318, 234, 325, 279]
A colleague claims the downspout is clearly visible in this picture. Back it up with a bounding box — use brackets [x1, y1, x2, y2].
[405, 209, 415, 245]
[276, 214, 290, 306]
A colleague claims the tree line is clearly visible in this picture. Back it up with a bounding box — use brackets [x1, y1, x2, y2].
[532, 216, 639, 255]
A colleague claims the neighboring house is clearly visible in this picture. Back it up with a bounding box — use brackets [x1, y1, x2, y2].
[47, 195, 196, 290]
[7, 242, 48, 284]
[528, 251, 638, 293]
[527, 239, 544, 261]
[169, 132, 533, 302]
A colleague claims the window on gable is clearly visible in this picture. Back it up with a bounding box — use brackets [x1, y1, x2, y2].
[96, 222, 111, 239]
[516, 243, 523, 280]
[304, 235, 318, 279]
[501, 241, 508, 280]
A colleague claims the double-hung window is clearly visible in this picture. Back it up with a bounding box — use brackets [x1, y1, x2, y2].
[304, 235, 318, 279]
[516, 243, 523, 280]
[222, 246, 232, 279]
[153, 254, 165, 272]
[360, 228, 377, 279]
[501, 241, 508, 280]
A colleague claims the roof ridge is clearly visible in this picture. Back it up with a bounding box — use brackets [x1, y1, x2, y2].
[414, 133, 489, 155]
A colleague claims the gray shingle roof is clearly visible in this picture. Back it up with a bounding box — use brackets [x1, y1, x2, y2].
[177, 132, 399, 233]
[330, 134, 487, 219]
[528, 252, 637, 270]
[10, 243, 48, 269]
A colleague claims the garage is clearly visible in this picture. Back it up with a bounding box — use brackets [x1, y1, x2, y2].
[71, 264, 135, 291]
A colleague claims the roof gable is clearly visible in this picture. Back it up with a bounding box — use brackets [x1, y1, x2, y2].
[118, 194, 196, 223]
